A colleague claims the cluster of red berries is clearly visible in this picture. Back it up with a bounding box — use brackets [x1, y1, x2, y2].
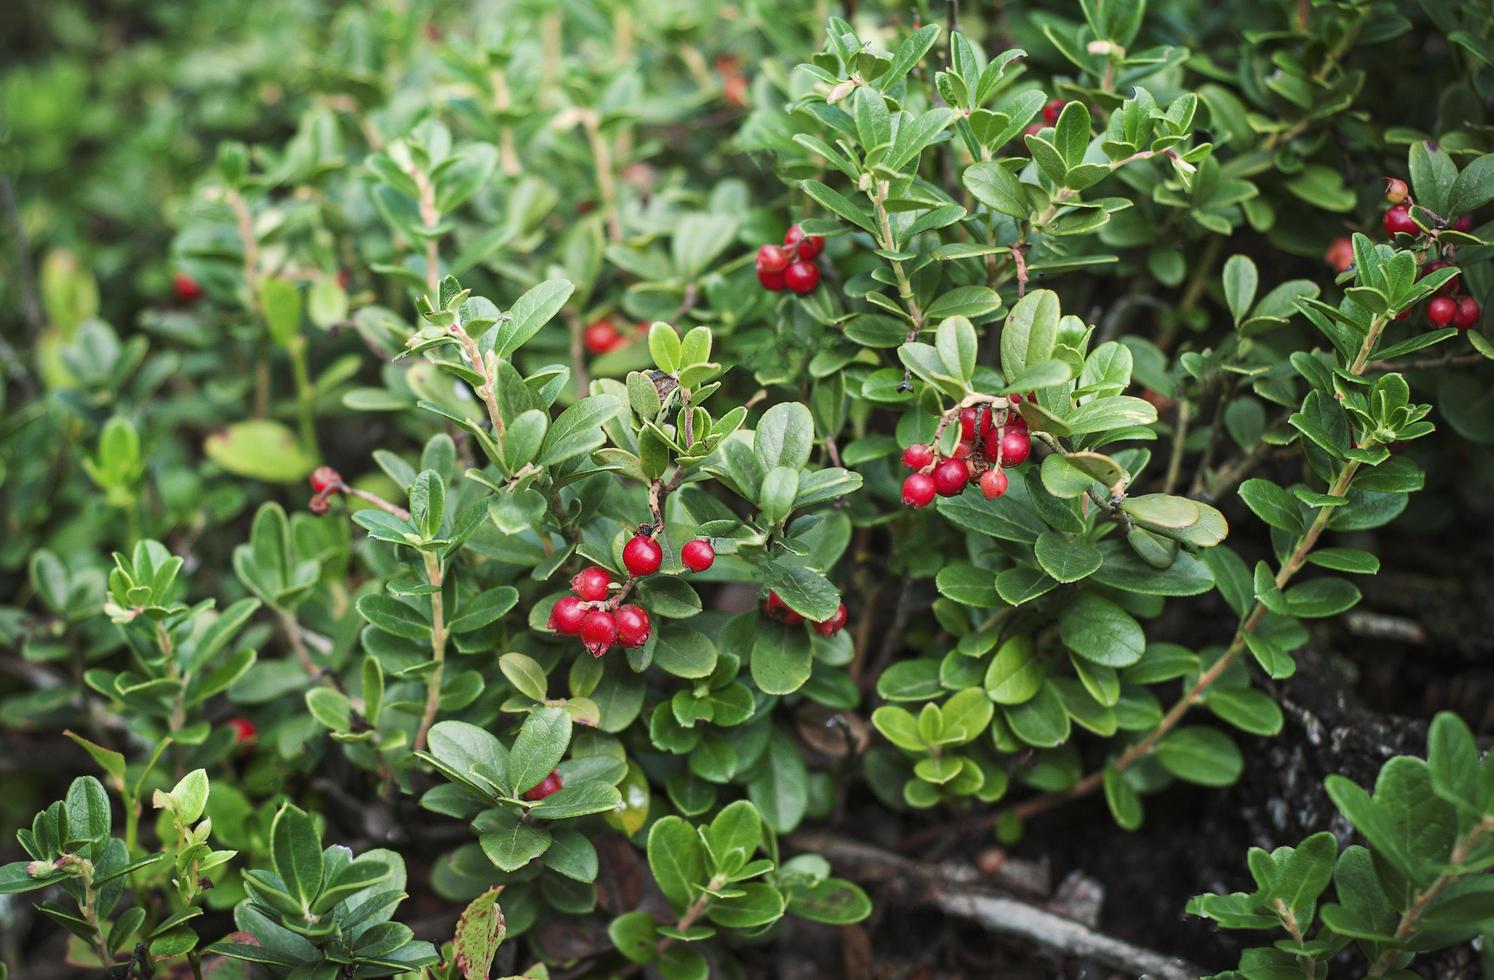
[582, 318, 639, 355]
[1423, 260, 1481, 330]
[308, 466, 344, 516]
[762, 591, 848, 637]
[1382, 178, 1474, 238]
[756, 226, 824, 294]
[900, 401, 1031, 509]
[523, 768, 564, 801]
[548, 534, 715, 657]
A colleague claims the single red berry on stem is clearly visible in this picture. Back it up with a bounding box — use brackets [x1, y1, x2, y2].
[623, 535, 663, 577]
[523, 769, 564, 801]
[784, 261, 821, 294]
[309, 466, 341, 494]
[1455, 214, 1474, 233]
[784, 225, 824, 259]
[1383, 204, 1419, 237]
[1042, 97, 1066, 125]
[1323, 236, 1354, 273]
[1454, 296, 1481, 330]
[933, 458, 970, 497]
[571, 566, 612, 601]
[580, 611, 618, 657]
[902, 443, 934, 470]
[980, 468, 1009, 500]
[1000, 428, 1032, 467]
[173, 272, 202, 302]
[549, 596, 587, 635]
[681, 539, 715, 572]
[583, 319, 623, 355]
[615, 604, 652, 647]
[1383, 177, 1409, 204]
[902, 472, 937, 508]
[950, 440, 973, 460]
[813, 603, 848, 637]
[756, 244, 790, 274]
[1005, 411, 1028, 432]
[1427, 296, 1458, 328]
[226, 717, 256, 744]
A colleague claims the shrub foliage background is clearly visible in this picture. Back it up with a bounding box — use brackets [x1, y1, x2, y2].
[2, 0, 1493, 976]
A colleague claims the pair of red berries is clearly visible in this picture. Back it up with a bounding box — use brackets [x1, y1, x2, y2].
[549, 568, 651, 657]
[901, 407, 1030, 508]
[762, 591, 848, 637]
[622, 533, 716, 577]
[583, 318, 635, 355]
[308, 466, 343, 516]
[757, 226, 824, 294]
[523, 768, 563, 801]
[1421, 260, 1481, 330]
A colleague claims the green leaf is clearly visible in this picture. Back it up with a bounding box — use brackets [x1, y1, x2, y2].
[673, 213, 739, 281]
[453, 886, 506, 980]
[801, 179, 878, 235]
[746, 729, 809, 833]
[1448, 154, 1494, 217]
[1034, 531, 1103, 583]
[787, 877, 873, 924]
[1058, 593, 1145, 667]
[755, 402, 815, 470]
[985, 635, 1045, 705]
[270, 804, 324, 911]
[647, 816, 707, 912]
[708, 882, 786, 928]
[476, 809, 552, 872]
[1155, 727, 1243, 787]
[510, 707, 572, 795]
[759, 561, 840, 622]
[1000, 290, 1060, 379]
[1003, 681, 1070, 747]
[653, 630, 718, 679]
[964, 161, 1027, 218]
[1222, 255, 1258, 326]
[260, 277, 303, 347]
[497, 279, 575, 356]
[64, 776, 111, 845]
[204, 420, 316, 484]
[608, 909, 659, 965]
[539, 395, 622, 466]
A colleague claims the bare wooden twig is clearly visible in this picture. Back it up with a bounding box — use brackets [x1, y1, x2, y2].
[787, 832, 1204, 980]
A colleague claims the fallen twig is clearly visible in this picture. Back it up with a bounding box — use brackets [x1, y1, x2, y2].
[788, 832, 1205, 980]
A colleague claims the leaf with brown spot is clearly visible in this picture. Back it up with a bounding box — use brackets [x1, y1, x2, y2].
[453, 885, 505, 980]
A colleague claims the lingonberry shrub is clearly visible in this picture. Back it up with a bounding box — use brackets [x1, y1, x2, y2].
[5, 0, 1494, 976]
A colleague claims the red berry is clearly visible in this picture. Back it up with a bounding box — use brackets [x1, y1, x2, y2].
[1006, 412, 1028, 432]
[999, 428, 1032, 467]
[1455, 214, 1474, 232]
[226, 717, 256, 744]
[584, 320, 623, 355]
[932, 458, 970, 497]
[681, 539, 715, 572]
[1427, 296, 1458, 327]
[1324, 236, 1354, 273]
[764, 591, 803, 624]
[950, 440, 974, 460]
[1042, 97, 1066, 125]
[580, 611, 618, 657]
[813, 602, 847, 638]
[959, 407, 977, 441]
[902, 443, 935, 470]
[1454, 296, 1481, 330]
[615, 604, 651, 647]
[549, 596, 587, 635]
[523, 769, 564, 801]
[1383, 177, 1409, 205]
[757, 266, 786, 291]
[757, 244, 790, 274]
[784, 225, 824, 259]
[1009, 393, 1023, 404]
[784, 261, 821, 294]
[309, 466, 341, 494]
[980, 468, 1009, 500]
[902, 472, 937, 508]
[173, 272, 202, 302]
[1383, 205, 1419, 237]
[570, 566, 612, 602]
[623, 535, 663, 577]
